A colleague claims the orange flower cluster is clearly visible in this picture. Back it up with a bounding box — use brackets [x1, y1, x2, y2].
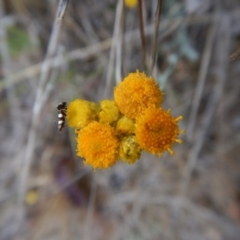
[65, 71, 183, 169]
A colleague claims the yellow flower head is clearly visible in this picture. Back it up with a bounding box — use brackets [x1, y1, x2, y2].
[116, 116, 135, 135]
[76, 122, 119, 169]
[135, 108, 183, 156]
[66, 99, 99, 129]
[98, 100, 120, 125]
[119, 135, 141, 164]
[124, 0, 138, 8]
[114, 71, 163, 119]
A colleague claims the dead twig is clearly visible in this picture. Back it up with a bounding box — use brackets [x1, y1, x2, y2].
[104, 0, 123, 98]
[0, 14, 214, 93]
[230, 47, 240, 61]
[121, 3, 126, 77]
[181, 15, 231, 194]
[18, 0, 66, 227]
[115, 0, 124, 85]
[186, 22, 217, 142]
[138, 0, 147, 70]
[57, 0, 69, 22]
[181, 92, 219, 194]
[151, 0, 163, 72]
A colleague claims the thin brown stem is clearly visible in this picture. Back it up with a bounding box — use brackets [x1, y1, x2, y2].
[230, 47, 240, 61]
[151, 0, 163, 72]
[121, 3, 126, 77]
[186, 23, 217, 142]
[138, 0, 146, 70]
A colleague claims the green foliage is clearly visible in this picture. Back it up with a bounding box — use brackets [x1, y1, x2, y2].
[7, 26, 32, 57]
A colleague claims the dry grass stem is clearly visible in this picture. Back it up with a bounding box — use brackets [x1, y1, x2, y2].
[138, 0, 147, 70]
[186, 22, 217, 142]
[0, 14, 214, 93]
[1, 3, 239, 238]
[104, 0, 123, 97]
[57, 0, 69, 22]
[151, 0, 163, 72]
[115, 0, 124, 84]
[230, 47, 240, 60]
[18, 0, 65, 226]
[181, 15, 231, 194]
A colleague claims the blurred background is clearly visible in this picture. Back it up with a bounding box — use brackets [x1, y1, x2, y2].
[0, 0, 240, 239]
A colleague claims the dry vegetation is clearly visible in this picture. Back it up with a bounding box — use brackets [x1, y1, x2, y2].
[0, 0, 240, 239]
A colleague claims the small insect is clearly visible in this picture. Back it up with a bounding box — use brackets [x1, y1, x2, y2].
[57, 102, 67, 132]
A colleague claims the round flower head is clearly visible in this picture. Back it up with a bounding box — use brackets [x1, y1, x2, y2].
[116, 116, 135, 135]
[98, 100, 120, 125]
[135, 108, 183, 156]
[77, 122, 119, 169]
[66, 99, 99, 129]
[114, 71, 163, 119]
[124, 0, 137, 8]
[119, 136, 141, 164]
